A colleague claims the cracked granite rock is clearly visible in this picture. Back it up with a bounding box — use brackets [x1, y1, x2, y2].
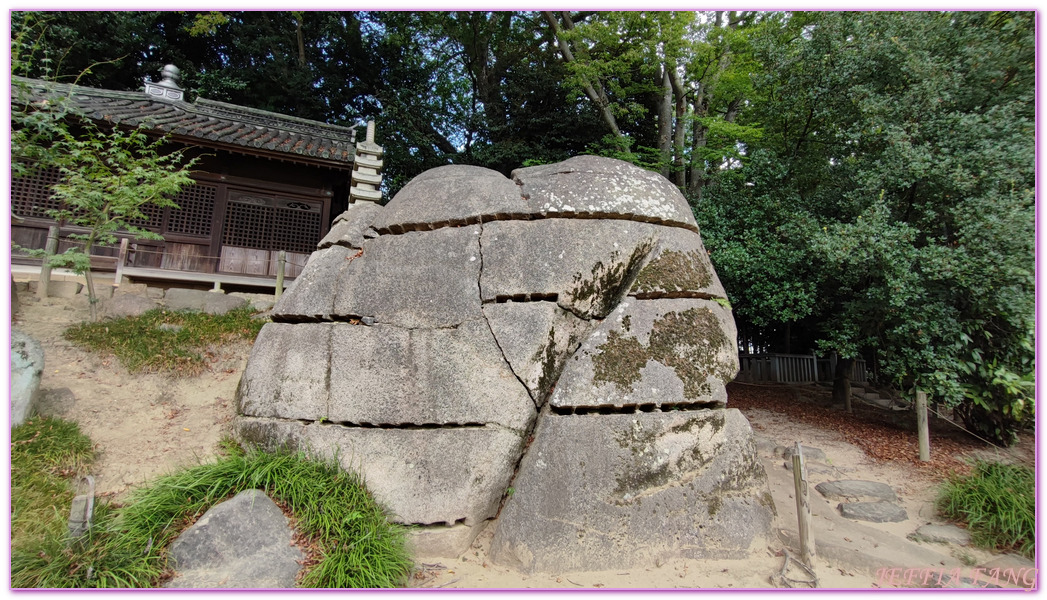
[235, 156, 772, 562]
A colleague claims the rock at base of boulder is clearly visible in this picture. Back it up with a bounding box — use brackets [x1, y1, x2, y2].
[11, 329, 45, 427]
[817, 480, 898, 503]
[489, 408, 773, 574]
[408, 521, 486, 558]
[165, 489, 303, 589]
[838, 501, 908, 523]
[909, 524, 971, 546]
[237, 417, 526, 542]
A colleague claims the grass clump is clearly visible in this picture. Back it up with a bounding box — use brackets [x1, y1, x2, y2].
[10, 417, 96, 587]
[63, 307, 264, 375]
[936, 460, 1035, 558]
[11, 430, 413, 589]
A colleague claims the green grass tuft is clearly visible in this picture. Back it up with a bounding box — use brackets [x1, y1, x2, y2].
[11, 417, 96, 587]
[63, 307, 264, 375]
[11, 428, 412, 589]
[936, 460, 1035, 558]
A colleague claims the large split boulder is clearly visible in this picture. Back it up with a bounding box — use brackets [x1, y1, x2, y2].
[235, 156, 773, 566]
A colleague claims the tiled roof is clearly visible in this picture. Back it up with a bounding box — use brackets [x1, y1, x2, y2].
[12, 75, 358, 168]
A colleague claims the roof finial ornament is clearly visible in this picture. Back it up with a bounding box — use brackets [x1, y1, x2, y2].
[144, 63, 185, 102]
[160, 64, 181, 87]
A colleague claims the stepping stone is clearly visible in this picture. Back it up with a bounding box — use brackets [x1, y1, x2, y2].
[909, 524, 971, 545]
[816, 480, 898, 502]
[837, 501, 908, 523]
[979, 554, 1035, 570]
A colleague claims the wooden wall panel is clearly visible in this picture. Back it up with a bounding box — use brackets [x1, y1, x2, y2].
[219, 246, 270, 275]
[161, 243, 214, 273]
[267, 251, 310, 278]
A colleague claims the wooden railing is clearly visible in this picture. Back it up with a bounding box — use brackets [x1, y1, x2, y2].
[736, 354, 868, 384]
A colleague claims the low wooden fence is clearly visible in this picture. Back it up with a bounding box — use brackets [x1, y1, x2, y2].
[736, 354, 868, 384]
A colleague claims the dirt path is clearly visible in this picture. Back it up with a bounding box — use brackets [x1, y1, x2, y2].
[10, 286, 1034, 589]
[12, 289, 250, 499]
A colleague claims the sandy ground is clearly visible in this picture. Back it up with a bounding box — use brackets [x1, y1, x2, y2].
[12, 288, 248, 499]
[9, 283, 1036, 591]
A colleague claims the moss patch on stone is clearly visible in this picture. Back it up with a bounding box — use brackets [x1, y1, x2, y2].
[593, 331, 648, 394]
[592, 306, 733, 400]
[566, 240, 654, 317]
[632, 249, 713, 294]
[531, 324, 580, 400]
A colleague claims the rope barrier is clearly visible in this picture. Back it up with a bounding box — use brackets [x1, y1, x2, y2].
[927, 405, 1006, 451]
[30, 238, 313, 268]
[731, 380, 1010, 451]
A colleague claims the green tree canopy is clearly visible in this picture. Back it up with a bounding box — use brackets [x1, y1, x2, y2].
[694, 11, 1035, 444]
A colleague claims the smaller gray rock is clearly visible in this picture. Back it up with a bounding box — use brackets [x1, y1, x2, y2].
[157, 323, 184, 333]
[166, 489, 303, 589]
[102, 294, 160, 319]
[11, 329, 44, 427]
[230, 292, 276, 312]
[408, 522, 483, 558]
[978, 553, 1035, 570]
[36, 387, 76, 417]
[909, 524, 971, 546]
[113, 283, 149, 297]
[817, 480, 898, 502]
[784, 461, 837, 476]
[11, 277, 20, 314]
[837, 501, 908, 523]
[164, 288, 248, 315]
[83, 284, 114, 299]
[46, 280, 83, 298]
[783, 445, 827, 463]
[319, 200, 383, 248]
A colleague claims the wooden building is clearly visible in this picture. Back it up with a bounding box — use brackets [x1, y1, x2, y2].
[11, 65, 382, 288]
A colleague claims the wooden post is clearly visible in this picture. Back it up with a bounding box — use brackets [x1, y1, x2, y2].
[275, 250, 286, 301]
[113, 238, 129, 287]
[37, 225, 60, 299]
[793, 442, 815, 567]
[916, 391, 930, 461]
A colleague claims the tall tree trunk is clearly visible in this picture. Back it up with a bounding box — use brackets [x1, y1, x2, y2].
[294, 12, 307, 68]
[687, 90, 708, 195]
[673, 91, 687, 188]
[542, 11, 622, 138]
[833, 356, 854, 413]
[657, 67, 673, 178]
[667, 69, 687, 188]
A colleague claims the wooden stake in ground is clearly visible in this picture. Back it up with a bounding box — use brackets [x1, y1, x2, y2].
[916, 391, 930, 462]
[275, 250, 286, 301]
[793, 442, 815, 568]
[113, 238, 129, 287]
